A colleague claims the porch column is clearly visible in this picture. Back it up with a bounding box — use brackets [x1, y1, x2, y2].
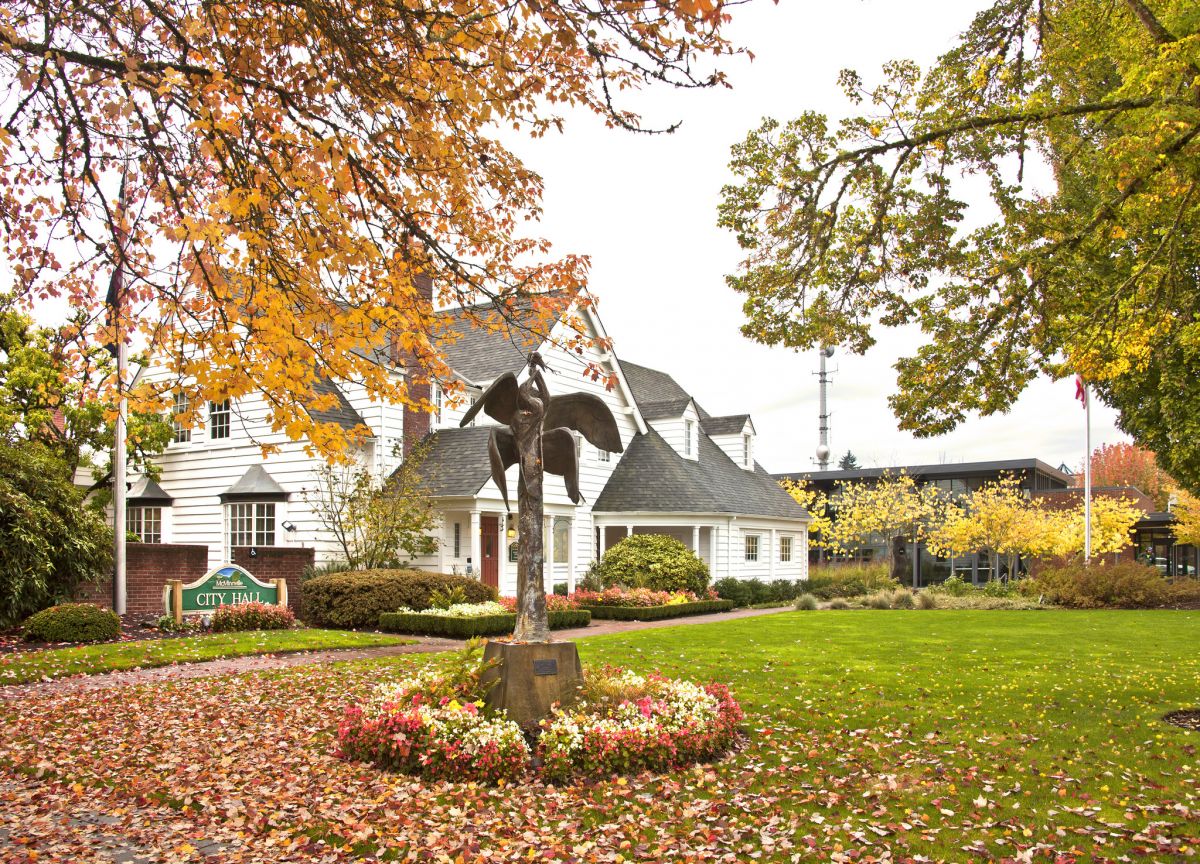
[692, 525, 700, 558]
[626, 524, 633, 538]
[567, 516, 577, 593]
[710, 525, 719, 578]
[437, 516, 448, 574]
[769, 528, 777, 580]
[469, 510, 481, 579]
[598, 524, 607, 558]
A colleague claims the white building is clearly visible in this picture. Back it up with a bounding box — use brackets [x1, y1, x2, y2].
[128, 293, 810, 596]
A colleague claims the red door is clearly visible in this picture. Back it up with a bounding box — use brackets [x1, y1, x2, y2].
[480, 516, 499, 589]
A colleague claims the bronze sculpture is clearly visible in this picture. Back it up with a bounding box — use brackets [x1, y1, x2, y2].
[460, 352, 622, 642]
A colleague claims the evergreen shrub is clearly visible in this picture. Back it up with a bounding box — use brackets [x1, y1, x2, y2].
[595, 534, 710, 595]
[302, 569, 496, 628]
[23, 603, 120, 643]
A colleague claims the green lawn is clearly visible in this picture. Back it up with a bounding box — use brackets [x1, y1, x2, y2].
[0, 610, 1196, 862]
[0, 628, 412, 685]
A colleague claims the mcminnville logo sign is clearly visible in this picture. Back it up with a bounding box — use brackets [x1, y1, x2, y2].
[163, 564, 289, 622]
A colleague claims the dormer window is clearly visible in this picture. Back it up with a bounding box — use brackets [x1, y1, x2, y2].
[684, 419, 694, 456]
[743, 433, 752, 467]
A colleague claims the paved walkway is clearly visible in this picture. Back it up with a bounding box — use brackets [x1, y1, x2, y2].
[2, 605, 790, 699]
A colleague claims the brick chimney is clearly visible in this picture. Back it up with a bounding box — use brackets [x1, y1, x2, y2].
[400, 272, 435, 456]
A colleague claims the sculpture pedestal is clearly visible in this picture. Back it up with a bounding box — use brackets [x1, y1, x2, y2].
[481, 640, 583, 730]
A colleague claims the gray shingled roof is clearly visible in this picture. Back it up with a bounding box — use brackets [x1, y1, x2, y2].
[308, 378, 369, 433]
[127, 476, 173, 505]
[620, 360, 710, 419]
[594, 428, 808, 520]
[220, 465, 290, 502]
[412, 426, 495, 497]
[702, 414, 751, 436]
[638, 397, 694, 421]
[436, 294, 568, 384]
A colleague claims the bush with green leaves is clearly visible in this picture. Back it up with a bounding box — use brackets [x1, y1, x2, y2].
[805, 563, 897, 599]
[301, 569, 497, 628]
[713, 577, 805, 607]
[23, 603, 120, 643]
[427, 585, 470, 610]
[595, 534, 710, 595]
[0, 441, 113, 627]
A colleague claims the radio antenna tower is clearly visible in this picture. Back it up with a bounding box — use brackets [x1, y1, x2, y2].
[815, 345, 835, 469]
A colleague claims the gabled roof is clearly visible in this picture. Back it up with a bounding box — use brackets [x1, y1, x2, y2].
[776, 458, 1073, 486]
[220, 464, 290, 502]
[593, 427, 807, 520]
[619, 361, 710, 420]
[702, 414, 752, 436]
[411, 426, 495, 497]
[308, 378, 369, 433]
[436, 293, 571, 385]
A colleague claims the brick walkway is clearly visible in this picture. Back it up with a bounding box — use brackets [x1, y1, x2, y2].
[1, 605, 790, 699]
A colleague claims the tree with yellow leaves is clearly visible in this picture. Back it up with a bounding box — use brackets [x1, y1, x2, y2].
[821, 471, 947, 583]
[780, 478, 833, 553]
[1, 0, 739, 455]
[1041, 494, 1145, 563]
[1172, 489, 1200, 548]
[926, 477, 1049, 581]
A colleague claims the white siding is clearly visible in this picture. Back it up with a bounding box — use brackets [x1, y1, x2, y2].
[647, 402, 700, 461]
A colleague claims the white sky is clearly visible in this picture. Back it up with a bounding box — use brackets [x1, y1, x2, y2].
[20, 0, 1129, 475]
[505, 0, 1129, 475]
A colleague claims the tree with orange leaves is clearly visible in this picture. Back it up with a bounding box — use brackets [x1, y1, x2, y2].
[1075, 442, 1176, 510]
[0, 0, 740, 455]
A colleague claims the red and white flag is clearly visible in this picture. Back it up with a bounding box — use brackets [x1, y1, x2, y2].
[1074, 374, 1088, 409]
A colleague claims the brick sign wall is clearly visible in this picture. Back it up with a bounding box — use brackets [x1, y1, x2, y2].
[231, 546, 314, 615]
[76, 543, 209, 618]
[77, 544, 313, 619]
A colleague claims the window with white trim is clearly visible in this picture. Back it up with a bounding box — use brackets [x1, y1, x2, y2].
[684, 419, 694, 456]
[128, 507, 162, 543]
[228, 502, 276, 547]
[171, 392, 191, 443]
[209, 399, 231, 440]
[432, 385, 443, 423]
[553, 517, 570, 564]
[597, 447, 610, 463]
[743, 433, 752, 467]
[779, 535, 793, 562]
[744, 534, 759, 562]
[453, 522, 461, 558]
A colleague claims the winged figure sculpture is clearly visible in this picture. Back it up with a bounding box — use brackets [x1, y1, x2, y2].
[460, 352, 623, 642]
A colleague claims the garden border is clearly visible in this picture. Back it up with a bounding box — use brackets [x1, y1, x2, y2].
[377, 609, 591, 637]
[580, 600, 734, 621]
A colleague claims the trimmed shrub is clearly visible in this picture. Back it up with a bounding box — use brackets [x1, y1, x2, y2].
[302, 569, 497, 628]
[1025, 562, 1169, 609]
[916, 591, 939, 610]
[794, 593, 818, 610]
[378, 608, 590, 637]
[713, 577, 749, 607]
[23, 603, 120, 643]
[211, 601, 295, 632]
[806, 563, 897, 599]
[713, 578, 805, 607]
[595, 534, 710, 595]
[1, 442, 113, 627]
[572, 587, 702, 607]
[580, 599, 733, 621]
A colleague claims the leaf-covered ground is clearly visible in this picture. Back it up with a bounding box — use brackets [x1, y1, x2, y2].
[2, 610, 1197, 863]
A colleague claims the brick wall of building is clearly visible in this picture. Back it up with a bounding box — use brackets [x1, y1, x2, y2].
[77, 543, 210, 619]
[231, 546, 315, 615]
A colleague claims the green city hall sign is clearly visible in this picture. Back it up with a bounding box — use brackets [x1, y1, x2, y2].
[164, 564, 288, 621]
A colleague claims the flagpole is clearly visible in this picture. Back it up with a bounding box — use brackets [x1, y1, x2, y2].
[110, 172, 128, 616]
[1084, 381, 1092, 563]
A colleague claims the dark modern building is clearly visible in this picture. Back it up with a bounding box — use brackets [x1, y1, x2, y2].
[774, 458, 1074, 587]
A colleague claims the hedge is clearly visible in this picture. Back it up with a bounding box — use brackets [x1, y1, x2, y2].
[301, 569, 497, 629]
[377, 608, 591, 637]
[579, 599, 733, 621]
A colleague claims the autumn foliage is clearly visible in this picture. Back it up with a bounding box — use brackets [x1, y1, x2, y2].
[1, 0, 738, 454]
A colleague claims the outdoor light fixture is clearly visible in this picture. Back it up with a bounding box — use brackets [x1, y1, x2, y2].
[281, 520, 297, 532]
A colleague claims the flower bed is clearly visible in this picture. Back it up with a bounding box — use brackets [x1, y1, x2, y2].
[211, 601, 295, 632]
[377, 604, 590, 637]
[498, 594, 582, 612]
[538, 667, 744, 782]
[581, 599, 734, 621]
[336, 645, 744, 785]
[336, 651, 530, 784]
[572, 587, 706, 607]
